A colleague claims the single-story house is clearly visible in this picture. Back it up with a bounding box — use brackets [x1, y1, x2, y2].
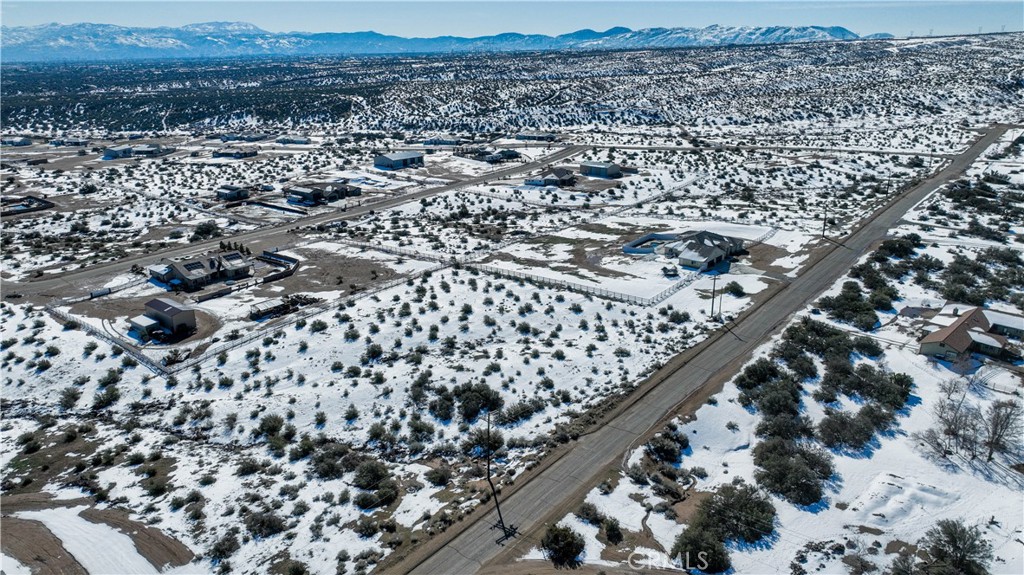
[918, 305, 1022, 360]
[285, 182, 360, 204]
[374, 152, 424, 170]
[213, 146, 258, 159]
[150, 250, 253, 291]
[654, 231, 745, 271]
[104, 145, 133, 159]
[516, 131, 557, 142]
[276, 135, 311, 145]
[1, 137, 31, 147]
[221, 133, 269, 142]
[525, 167, 575, 187]
[580, 161, 622, 178]
[424, 135, 463, 146]
[133, 143, 172, 157]
[50, 138, 89, 147]
[139, 298, 197, 334]
[216, 185, 250, 201]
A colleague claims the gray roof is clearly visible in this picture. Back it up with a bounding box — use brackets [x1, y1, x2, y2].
[379, 152, 423, 161]
[580, 161, 618, 169]
[145, 297, 190, 316]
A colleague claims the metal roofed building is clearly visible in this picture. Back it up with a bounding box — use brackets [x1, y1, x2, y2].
[580, 161, 622, 178]
[374, 152, 425, 169]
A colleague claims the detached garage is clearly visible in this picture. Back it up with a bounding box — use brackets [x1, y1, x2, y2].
[143, 298, 197, 334]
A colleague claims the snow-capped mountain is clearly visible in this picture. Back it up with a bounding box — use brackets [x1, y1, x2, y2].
[0, 21, 883, 62]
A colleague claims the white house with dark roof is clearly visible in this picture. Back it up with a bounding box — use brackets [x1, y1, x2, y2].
[525, 167, 575, 187]
[655, 230, 745, 271]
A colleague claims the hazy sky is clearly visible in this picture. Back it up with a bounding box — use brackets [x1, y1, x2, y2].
[2, 1, 1020, 37]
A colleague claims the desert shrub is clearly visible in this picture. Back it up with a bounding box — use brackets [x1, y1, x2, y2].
[603, 517, 623, 545]
[645, 435, 681, 464]
[92, 385, 120, 409]
[244, 512, 285, 538]
[540, 524, 585, 568]
[424, 466, 452, 487]
[753, 438, 834, 506]
[496, 398, 545, 426]
[919, 518, 992, 575]
[747, 376, 802, 418]
[755, 414, 814, 440]
[724, 281, 745, 297]
[354, 515, 378, 538]
[852, 336, 883, 357]
[671, 529, 730, 573]
[310, 442, 351, 480]
[235, 458, 262, 476]
[575, 502, 604, 526]
[208, 533, 240, 560]
[818, 281, 878, 331]
[373, 480, 400, 507]
[693, 480, 776, 543]
[817, 410, 875, 449]
[59, 386, 81, 410]
[460, 427, 504, 458]
[733, 358, 782, 391]
[256, 414, 285, 438]
[451, 382, 503, 422]
[353, 460, 390, 490]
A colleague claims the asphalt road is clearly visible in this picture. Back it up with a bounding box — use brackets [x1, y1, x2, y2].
[5, 145, 586, 298]
[406, 125, 1010, 575]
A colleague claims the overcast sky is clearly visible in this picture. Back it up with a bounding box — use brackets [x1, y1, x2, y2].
[2, 1, 1020, 37]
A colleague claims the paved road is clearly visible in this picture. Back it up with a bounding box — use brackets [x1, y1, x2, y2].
[5, 145, 586, 298]
[406, 125, 1009, 575]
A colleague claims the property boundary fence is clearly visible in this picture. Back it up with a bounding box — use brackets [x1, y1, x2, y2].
[164, 262, 446, 374]
[43, 305, 165, 374]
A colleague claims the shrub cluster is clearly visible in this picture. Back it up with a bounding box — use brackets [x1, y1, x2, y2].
[671, 480, 776, 573]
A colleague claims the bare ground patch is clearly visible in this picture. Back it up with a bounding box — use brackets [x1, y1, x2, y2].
[0, 516, 88, 575]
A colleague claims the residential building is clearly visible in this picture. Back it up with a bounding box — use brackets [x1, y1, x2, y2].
[276, 135, 311, 145]
[103, 145, 133, 159]
[133, 143, 173, 157]
[424, 135, 463, 146]
[50, 137, 89, 147]
[149, 250, 253, 291]
[656, 231, 744, 270]
[580, 161, 622, 178]
[918, 304, 1023, 360]
[1, 137, 31, 146]
[374, 152, 424, 169]
[285, 182, 360, 204]
[221, 132, 269, 142]
[525, 167, 575, 187]
[216, 185, 250, 201]
[516, 131, 557, 142]
[213, 146, 258, 159]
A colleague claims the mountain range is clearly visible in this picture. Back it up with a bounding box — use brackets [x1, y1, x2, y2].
[0, 21, 894, 62]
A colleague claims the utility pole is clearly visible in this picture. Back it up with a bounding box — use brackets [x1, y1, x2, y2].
[710, 273, 718, 317]
[485, 411, 517, 545]
[718, 275, 725, 320]
[821, 201, 829, 238]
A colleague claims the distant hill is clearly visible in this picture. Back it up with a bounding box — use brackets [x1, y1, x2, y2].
[0, 21, 885, 62]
